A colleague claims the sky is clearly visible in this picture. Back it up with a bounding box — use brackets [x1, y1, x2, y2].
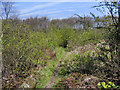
[13, 1, 107, 20]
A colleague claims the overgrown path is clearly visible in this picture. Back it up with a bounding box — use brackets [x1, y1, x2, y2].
[44, 47, 65, 88]
[44, 59, 62, 88]
[44, 43, 96, 88]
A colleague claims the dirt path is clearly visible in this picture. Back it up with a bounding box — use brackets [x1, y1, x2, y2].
[44, 48, 65, 88]
[44, 59, 62, 88]
[44, 43, 96, 88]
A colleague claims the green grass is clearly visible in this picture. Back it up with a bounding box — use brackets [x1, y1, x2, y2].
[36, 47, 64, 88]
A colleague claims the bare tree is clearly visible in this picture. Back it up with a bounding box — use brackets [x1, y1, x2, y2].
[2, 0, 14, 20]
[74, 14, 93, 29]
[118, 2, 120, 30]
[93, 1, 120, 28]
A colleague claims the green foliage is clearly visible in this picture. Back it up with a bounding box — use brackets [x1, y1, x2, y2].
[74, 29, 104, 46]
[50, 26, 75, 48]
[2, 20, 104, 88]
[58, 52, 95, 76]
[3, 23, 31, 75]
[97, 81, 120, 89]
[92, 40, 120, 87]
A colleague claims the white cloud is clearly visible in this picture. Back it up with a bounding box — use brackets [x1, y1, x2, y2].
[19, 9, 74, 18]
[47, 9, 74, 14]
[20, 2, 60, 14]
[4, 0, 104, 2]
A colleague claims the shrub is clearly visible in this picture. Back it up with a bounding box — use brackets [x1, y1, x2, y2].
[58, 52, 95, 76]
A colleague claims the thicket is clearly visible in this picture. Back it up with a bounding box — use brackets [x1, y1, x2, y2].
[2, 18, 104, 88]
[1, 0, 120, 88]
[2, 17, 120, 89]
[53, 1, 120, 88]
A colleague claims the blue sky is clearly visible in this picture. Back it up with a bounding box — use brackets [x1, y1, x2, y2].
[15, 2, 106, 20]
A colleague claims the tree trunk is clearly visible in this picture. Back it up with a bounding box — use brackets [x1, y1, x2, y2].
[118, 2, 120, 30]
[118, 1, 120, 60]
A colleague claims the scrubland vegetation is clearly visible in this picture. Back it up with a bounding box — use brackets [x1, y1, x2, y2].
[1, 1, 120, 89]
